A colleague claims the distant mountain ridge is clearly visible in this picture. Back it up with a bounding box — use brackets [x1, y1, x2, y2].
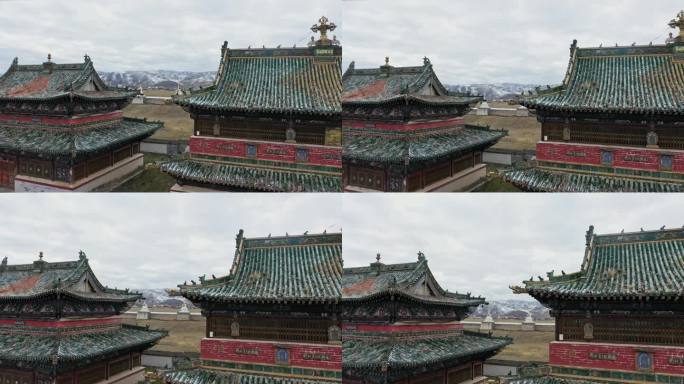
[99, 70, 216, 90]
[469, 299, 551, 321]
[447, 83, 541, 101]
[98, 70, 538, 100]
[136, 288, 194, 309]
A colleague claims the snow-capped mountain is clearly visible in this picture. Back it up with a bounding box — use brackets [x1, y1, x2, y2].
[469, 300, 551, 321]
[447, 83, 541, 101]
[135, 288, 194, 309]
[98, 70, 216, 90]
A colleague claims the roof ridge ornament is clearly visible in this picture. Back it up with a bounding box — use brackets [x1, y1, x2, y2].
[311, 16, 337, 46]
[669, 10, 684, 43]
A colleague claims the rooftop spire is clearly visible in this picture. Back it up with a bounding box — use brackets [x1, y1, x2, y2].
[47, 53, 51, 62]
[669, 10, 684, 42]
[311, 16, 336, 46]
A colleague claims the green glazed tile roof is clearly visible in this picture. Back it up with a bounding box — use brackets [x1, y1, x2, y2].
[161, 159, 342, 192]
[503, 168, 684, 193]
[0, 324, 165, 367]
[342, 256, 485, 307]
[343, 126, 505, 164]
[166, 368, 335, 384]
[524, 43, 684, 114]
[177, 46, 341, 115]
[516, 226, 684, 300]
[0, 117, 161, 157]
[508, 378, 601, 384]
[181, 232, 342, 304]
[0, 252, 140, 303]
[343, 332, 510, 369]
[342, 59, 479, 105]
[0, 56, 134, 101]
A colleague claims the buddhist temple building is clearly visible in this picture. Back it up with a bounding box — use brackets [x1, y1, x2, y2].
[342, 253, 511, 383]
[508, 226, 684, 384]
[165, 230, 343, 383]
[505, 11, 684, 192]
[0, 251, 166, 384]
[0, 55, 162, 192]
[161, 17, 343, 192]
[341, 57, 506, 192]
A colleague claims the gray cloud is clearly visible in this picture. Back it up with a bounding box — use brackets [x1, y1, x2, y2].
[0, 194, 342, 291]
[343, 0, 683, 84]
[0, 194, 680, 301]
[341, 194, 684, 300]
[0, 0, 341, 72]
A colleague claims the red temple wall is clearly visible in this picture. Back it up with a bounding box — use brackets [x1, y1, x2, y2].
[200, 338, 341, 370]
[343, 117, 465, 132]
[550, 341, 684, 375]
[0, 317, 121, 328]
[0, 111, 123, 126]
[189, 136, 342, 167]
[537, 142, 684, 173]
[342, 323, 463, 333]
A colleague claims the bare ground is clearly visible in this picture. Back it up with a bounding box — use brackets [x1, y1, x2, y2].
[123, 104, 193, 141]
[464, 114, 541, 152]
[488, 330, 554, 363]
[122, 318, 205, 353]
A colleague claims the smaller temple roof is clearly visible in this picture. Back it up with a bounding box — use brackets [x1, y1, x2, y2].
[166, 368, 335, 384]
[503, 168, 684, 193]
[342, 253, 485, 307]
[0, 323, 165, 368]
[180, 231, 342, 304]
[342, 57, 480, 106]
[524, 13, 684, 115]
[343, 331, 510, 370]
[0, 117, 161, 157]
[0, 251, 141, 303]
[176, 18, 342, 116]
[0, 55, 135, 101]
[161, 159, 342, 192]
[512, 226, 684, 301]
[343, 125, 506, 165]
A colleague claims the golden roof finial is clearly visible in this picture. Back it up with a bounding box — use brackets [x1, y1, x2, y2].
[47, 53, 52, 62]
[385, 56, 390, 66]
[311, 16, 336, 45]
[669, 10, 684, 40]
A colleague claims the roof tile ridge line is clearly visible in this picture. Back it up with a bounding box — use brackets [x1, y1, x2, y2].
[69, 59, 95, 92]
[214, 42, 229, 88]
[580, 225, 595, 273]
[57, 256, 89, 288]
[342, 61, 355, 81]
[228, 229, 245, 276]
[561, 40, 580, 88]
[0, 58, 18, 85]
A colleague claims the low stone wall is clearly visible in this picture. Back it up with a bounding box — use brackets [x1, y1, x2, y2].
[483, 149, 536, 166]
[470, 105, 529, 117]
[123, 310, 203, 321]
[462, 320, 555, 332]
[141, 139, 188, 155]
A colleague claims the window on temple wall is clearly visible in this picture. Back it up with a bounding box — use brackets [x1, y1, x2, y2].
[661, 154, 674, 171]
[208, 316, 332, 343]
[296, 148, 309, 162]
[349, 167, 385, 190]
[447, 365, 473, 384]
[473, 362, 483, 378]
[424, 161, 451, 187]
[19, 158, 52, 180]
[76, 362, 107, 384]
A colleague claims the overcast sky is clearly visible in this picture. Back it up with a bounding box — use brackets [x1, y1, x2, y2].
[0, 194, 342, 292]
[0, 194, 681, 301]
[0, 0, 341, 73]
[341, 194, 684, 301]
[1, 1, 681, 84]
[343, 0, 683, 84]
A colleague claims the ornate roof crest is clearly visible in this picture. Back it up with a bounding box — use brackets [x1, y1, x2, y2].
[311, 16, 337, 46]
